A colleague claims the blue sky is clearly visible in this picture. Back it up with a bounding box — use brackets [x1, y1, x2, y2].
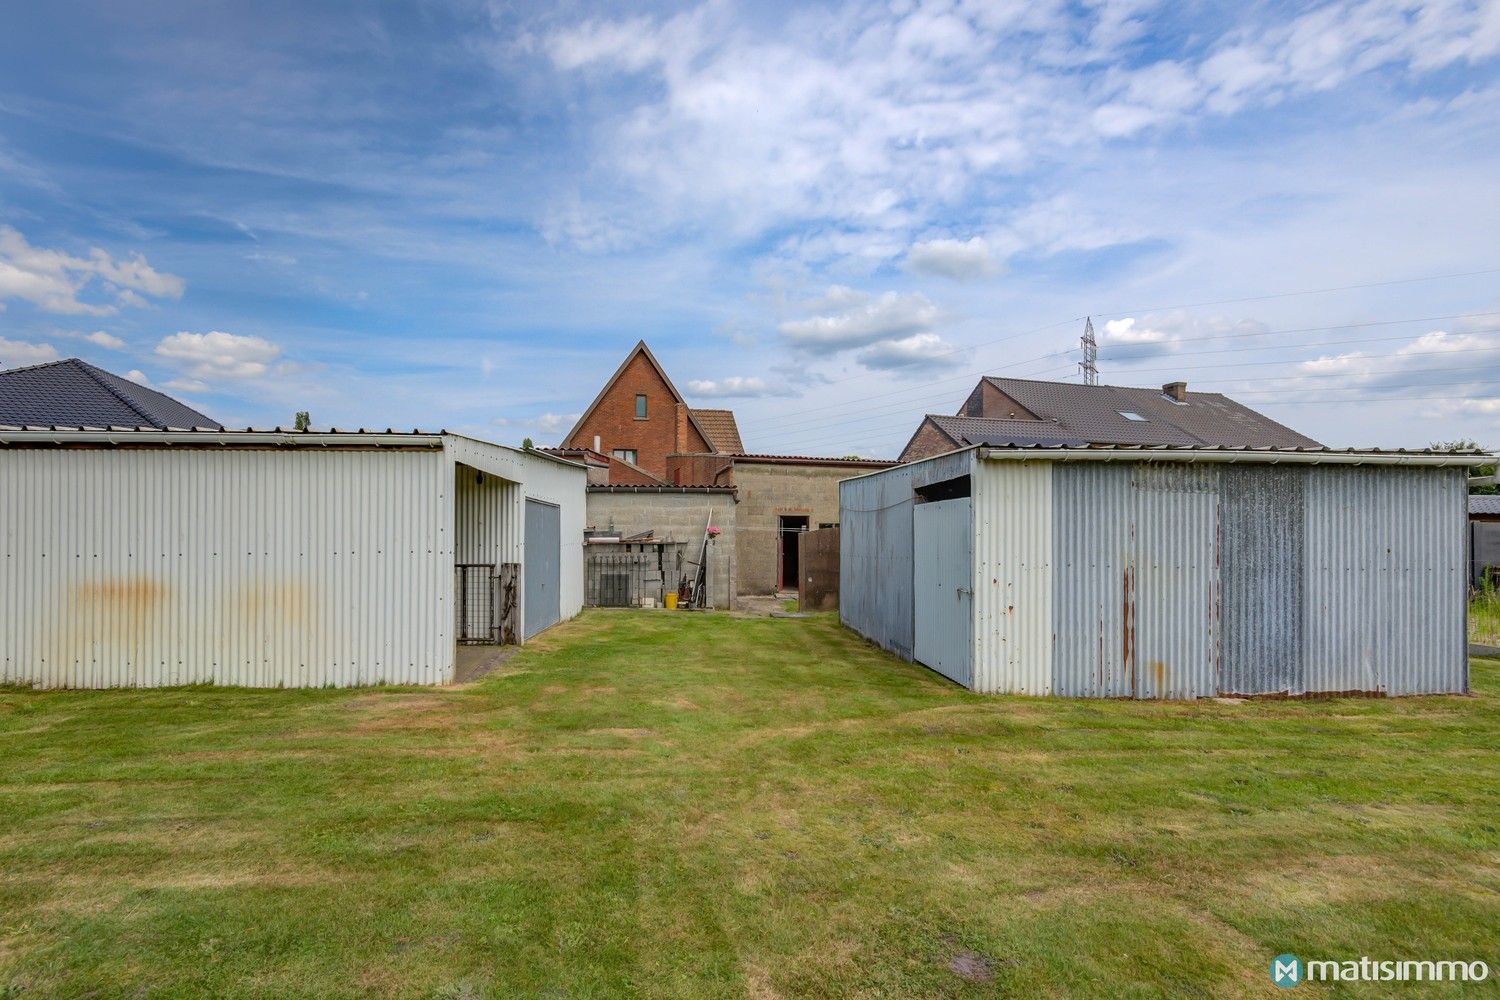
[1, 0, 1498, 454]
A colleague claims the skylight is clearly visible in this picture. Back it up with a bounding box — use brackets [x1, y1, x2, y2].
[1119, 411, 1147, 421]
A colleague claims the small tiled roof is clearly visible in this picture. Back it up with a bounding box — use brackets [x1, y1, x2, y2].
[1473, 495, 1500, 516]
[690, 408, 744, 453]
[982, 377, 1321, 449]
[927, 415, 1089, 448]
[0, 358, 221, 430]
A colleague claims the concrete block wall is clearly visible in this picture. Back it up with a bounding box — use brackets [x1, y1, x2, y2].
[585, 489, 737, 608]
[733, 462, 852, 595]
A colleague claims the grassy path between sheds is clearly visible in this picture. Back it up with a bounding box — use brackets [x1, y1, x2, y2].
[1, 611, 1497, 998]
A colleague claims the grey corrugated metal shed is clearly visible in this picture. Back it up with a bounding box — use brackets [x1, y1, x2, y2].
[842, 444, 1487, 699]
[0, 358, 221, 429]
[981, 376, 1322, 448]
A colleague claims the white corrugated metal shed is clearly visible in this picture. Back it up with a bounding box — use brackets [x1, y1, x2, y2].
[0, 428, 585, 688]
[841, 444, 1491, 699]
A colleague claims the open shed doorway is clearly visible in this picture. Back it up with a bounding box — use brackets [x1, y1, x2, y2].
[777, 515, 809, 590]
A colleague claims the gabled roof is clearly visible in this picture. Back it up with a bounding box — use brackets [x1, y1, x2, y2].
[690, 408, 744, 453]
[0, 358, 222, 430]
[979, 376, 1321, 449]
[564, 340, 720, 451]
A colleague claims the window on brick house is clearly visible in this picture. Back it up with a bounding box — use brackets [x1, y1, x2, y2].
[635, 394, 648, 419]
[612, 449, 638, 465]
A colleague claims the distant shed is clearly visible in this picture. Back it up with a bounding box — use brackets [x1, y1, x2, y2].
[1474, 494, 1500, 587]
[0, 429, 585, 688]
[841, 445, 1487, 699]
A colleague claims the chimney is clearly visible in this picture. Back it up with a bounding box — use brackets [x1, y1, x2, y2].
[1162, 381, 1187, 402]
[674, 402, 689, 452]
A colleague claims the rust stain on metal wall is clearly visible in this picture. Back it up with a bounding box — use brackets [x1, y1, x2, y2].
[75, 576, 167, 612]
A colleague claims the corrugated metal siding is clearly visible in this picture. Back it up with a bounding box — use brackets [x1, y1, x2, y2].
[913, 498, 973, 686]
[1051, 464, 1133, 697]
[1219, 466, 1305, 695]
[971, 461, 1053, 694]
[1303, 466, 1467, 695]
[1131, 464, 1218, 699]
[445, 437, 586, 630]
[0, 448, 451, 688]
[839, 450, 974, 660]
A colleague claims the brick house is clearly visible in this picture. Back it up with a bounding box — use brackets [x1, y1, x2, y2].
[899, 376, 1322, 462]
[560, 341, 743, 481]
[554, 341, 897, 598]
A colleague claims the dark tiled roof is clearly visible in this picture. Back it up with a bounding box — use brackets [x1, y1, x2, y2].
[0, 358, 221, 429]
[928, 415, 1089, 448]
[1473, 495, 1500, 516]
[983, 377, 1321, 448]
[690, 408, 744, 453]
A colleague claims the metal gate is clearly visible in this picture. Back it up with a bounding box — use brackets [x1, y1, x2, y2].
[524, 499, 561, 639]
[913, 497, 973, 686]
[455, 563, 496, 643]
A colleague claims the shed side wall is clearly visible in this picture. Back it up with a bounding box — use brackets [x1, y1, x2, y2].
[0, 448, 449, 688]
[838, 450, 974, 661]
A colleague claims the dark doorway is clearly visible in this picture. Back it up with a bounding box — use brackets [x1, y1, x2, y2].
[777, 515, 809, 590]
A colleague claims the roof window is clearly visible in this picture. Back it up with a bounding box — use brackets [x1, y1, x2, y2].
[1119, 411, 1147, 421]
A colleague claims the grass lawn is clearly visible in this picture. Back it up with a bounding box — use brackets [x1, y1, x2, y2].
[1474, 589, 1500, 646]
[2, 612, 1497, 998]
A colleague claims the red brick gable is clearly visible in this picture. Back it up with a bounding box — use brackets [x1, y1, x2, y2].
[565, 342, 716, 479]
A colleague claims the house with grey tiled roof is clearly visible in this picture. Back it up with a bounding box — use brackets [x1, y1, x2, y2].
[899, 376, 1320, 462]
[0, 358, 221, 430]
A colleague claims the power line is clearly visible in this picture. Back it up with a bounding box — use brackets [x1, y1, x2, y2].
[753, 322, 1500, 442]
[743, 309, 1500, 435]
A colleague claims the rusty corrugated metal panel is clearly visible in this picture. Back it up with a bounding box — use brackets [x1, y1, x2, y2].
[1, 447, 452, 688]
[971, 461, 1053, 694]
[1303, 466, 1467, 695]
[1051, 464, 1133, 697]
[838, 450, 975, 660]
[1219, 466, 1306, 695]
[1130, 464, 1218, 699]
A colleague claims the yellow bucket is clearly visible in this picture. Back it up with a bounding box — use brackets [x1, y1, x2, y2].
[664, 592, 678, 610]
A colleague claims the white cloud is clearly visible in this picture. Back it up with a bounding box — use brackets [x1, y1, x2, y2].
[779, 287, 941, 351]
[163, 377, 209, 394]
[685, 375, 792, 398]
[532, 412, 580, 433]
[125, 370, 151, 386]
[0, 337, 59, 368]
[856, 333, 966, 372]
[1301, 329, 1500, 391]
[535, 0, 1500, 259]
[1101, 316, 1170, 344]
[0, 226, 184, 316]
[84, 330, 126, 350]
[905, 237, 995, 279]
[154, 331, 281, 379]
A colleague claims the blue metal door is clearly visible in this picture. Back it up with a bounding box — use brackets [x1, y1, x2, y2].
[524, 499, 561, 639]
[913, 497, 973, 687]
